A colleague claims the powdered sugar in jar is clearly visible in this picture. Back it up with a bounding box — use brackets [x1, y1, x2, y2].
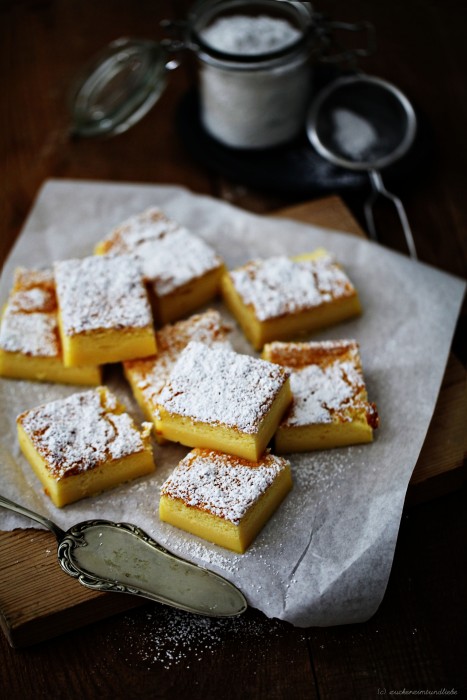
[188, 1, 316, 149]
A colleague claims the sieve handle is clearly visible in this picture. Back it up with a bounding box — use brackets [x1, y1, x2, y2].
[365, 170, 418, 259]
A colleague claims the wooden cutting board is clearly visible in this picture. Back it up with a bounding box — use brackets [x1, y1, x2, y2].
[1, 195, 465, 648]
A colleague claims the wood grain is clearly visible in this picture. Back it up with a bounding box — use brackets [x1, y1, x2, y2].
[0, 194, 464, 648]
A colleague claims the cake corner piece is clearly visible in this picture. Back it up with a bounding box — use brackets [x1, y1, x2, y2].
[262, 339, 379, 453]
[54, 255, 157, 367]
[16, 386, 155, 507]
[159, 448, 292, 553]
[221, 249, 361, 350]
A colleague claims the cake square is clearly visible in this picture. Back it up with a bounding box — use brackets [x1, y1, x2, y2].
[156, 341, 292, 461]
[0, 268, 101, 385]
[123, 309, 231, 438]
[54, 254, 157, 367]
[16, 386, 155, 507]
[160, 448, 292, 553]
[221, 248, 361, 350]
[95, 207, 226, 325]
[262, 340, 379, 452]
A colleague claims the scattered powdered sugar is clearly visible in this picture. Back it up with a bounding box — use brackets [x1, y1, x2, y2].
[286, 360, 364, 426]
[17, 388, 146, 478]
[54, 255, 153, 334]
[100, 207, 222, 297]
[200, 15, 302, 56]
[13, 267, 56, 289]
[114, 605, 296, 670]
[161, 449, 289, 524]
[158, 341, 289, 433]
[292, 448, 364, 500]
[163, 532, 239, 574]
[10, 267, 57, 311]
[332, 108, 378, 161]
[230, 254, 355, 321]
[125, 310, 232, 407]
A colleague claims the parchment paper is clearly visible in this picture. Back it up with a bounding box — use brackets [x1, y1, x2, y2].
[0, 179, 465, 627]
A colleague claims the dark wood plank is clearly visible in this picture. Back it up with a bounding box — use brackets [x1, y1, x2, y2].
[0, 529, 142, 648]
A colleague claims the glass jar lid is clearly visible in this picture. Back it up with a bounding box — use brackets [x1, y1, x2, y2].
[69, 38, 170, 137]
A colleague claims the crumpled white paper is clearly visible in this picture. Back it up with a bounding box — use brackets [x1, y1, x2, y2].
[0, 179, 465, 627]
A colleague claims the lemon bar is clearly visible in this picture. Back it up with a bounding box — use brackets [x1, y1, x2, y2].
[0, 268, 101, 384]
[16, 386, 155, 507]
[95, 207, 225, 325]
[124, 309, 231, 436]
[160, 448, 292, 553]
[262, 340, 379, 452]
[156, 341, 292, 461]
[54, 255, 157, 367]
[221, 249, 361, 350]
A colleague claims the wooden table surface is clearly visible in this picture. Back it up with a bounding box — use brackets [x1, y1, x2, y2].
[1, 1, 466, 698]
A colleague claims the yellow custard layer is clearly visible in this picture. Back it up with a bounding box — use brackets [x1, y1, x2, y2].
[151, 266, 226, 326]
[57, 314, 157, 368]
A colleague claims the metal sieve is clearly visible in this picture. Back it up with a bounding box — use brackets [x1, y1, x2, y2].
[307, 73, 418, 258]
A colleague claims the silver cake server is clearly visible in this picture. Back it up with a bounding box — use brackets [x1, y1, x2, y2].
[0, 494, 247, 617]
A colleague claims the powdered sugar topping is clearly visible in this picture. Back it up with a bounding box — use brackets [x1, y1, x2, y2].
[161, 448, 290, 524]
[0, 312, 59, 357]
[286, 360, 365, 426]
[265, 340, 372, 427]
[125, 310, 231, 407]
[230, 253, 356, 321]
[0, 268, 60, 356]
[100, 207, 222, 297]
[17, 388, 147, 479]
[158, 341, 289, 433]
[9, 286, 53, 313]
[106, 207, 179, 250]
[54, 255, 153, 334]
[138, 227, 222, 297]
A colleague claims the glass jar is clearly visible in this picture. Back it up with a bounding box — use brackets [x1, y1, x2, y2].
[187, 0, 316, 148]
